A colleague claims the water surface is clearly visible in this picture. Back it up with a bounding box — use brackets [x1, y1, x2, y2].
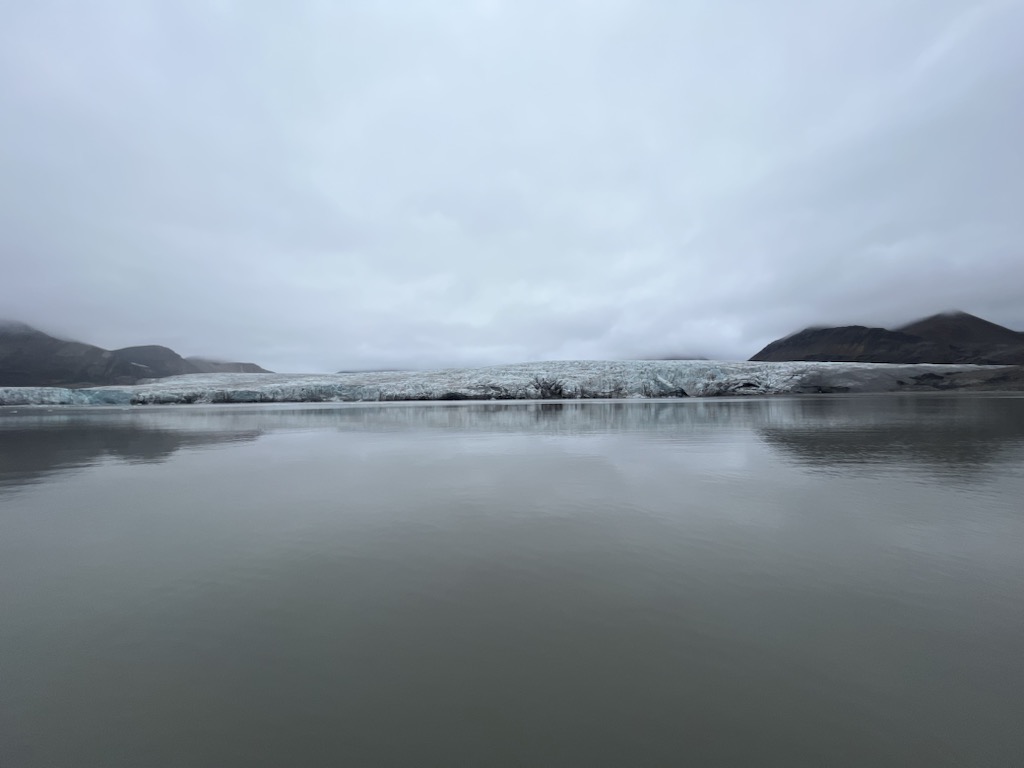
[2, 396, 1022, 767]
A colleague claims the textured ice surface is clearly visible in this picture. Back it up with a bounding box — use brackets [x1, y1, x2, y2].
[0, 387, 135, 406]
[0, 360, 1008, 406]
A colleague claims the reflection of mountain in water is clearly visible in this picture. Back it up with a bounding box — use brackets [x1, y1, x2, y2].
[756, 395, 1024, 480]
[0, 411, 261, 491]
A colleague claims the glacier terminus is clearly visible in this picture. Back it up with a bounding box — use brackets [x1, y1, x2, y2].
[0, 360, 1015, 406]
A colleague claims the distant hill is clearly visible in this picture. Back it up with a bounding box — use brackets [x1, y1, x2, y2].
[187, 358, 272, 374]
[0, 321, 271, 387]
[751, 311, 1024, 365]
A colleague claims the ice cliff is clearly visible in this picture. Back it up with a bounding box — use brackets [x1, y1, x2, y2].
[0, 360, 1012, 406]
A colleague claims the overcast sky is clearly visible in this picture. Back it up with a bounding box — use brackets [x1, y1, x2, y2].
[2, 1, 1022, 371]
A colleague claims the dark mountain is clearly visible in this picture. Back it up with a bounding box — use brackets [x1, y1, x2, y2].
[110, 345, 199, 379]
[898, 311, 1023, 347]
[896, 311, 1024, 364]
[751, 326, 953, 363]
[751, 311, 1024, 365]
[0, 321, 271, 387]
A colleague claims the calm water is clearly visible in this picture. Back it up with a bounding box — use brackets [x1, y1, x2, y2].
[1, 396, 1023, 767]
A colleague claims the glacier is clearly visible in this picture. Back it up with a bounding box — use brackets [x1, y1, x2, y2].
[0, 360, 1013, 406]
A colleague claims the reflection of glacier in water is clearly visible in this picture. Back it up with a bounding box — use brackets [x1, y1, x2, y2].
[0, 360, 1012, 405]
[3, 394, 1023, 488]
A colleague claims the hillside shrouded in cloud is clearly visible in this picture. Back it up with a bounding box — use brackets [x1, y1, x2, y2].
[2, 0, 1022, 372]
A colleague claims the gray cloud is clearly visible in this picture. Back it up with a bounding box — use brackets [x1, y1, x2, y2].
[2, 0, 1022, 371]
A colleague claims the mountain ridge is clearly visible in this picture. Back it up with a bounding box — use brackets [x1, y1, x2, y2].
[751, 311, 1024, 365]
[0, 321, 272, 387]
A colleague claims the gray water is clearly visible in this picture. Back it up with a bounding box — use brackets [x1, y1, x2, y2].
[1, 395, 1022, 767]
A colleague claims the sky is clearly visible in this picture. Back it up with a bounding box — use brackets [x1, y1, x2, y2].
[1, 0, 1022, 372]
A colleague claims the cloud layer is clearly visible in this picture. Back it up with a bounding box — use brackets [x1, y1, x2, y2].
[2, 0, 1022, 371]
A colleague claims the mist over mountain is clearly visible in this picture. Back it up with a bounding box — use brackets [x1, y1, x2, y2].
[896, 312, 1024, 351]
[0, 321, 271, 387]
[751, 311, 1024, 365]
